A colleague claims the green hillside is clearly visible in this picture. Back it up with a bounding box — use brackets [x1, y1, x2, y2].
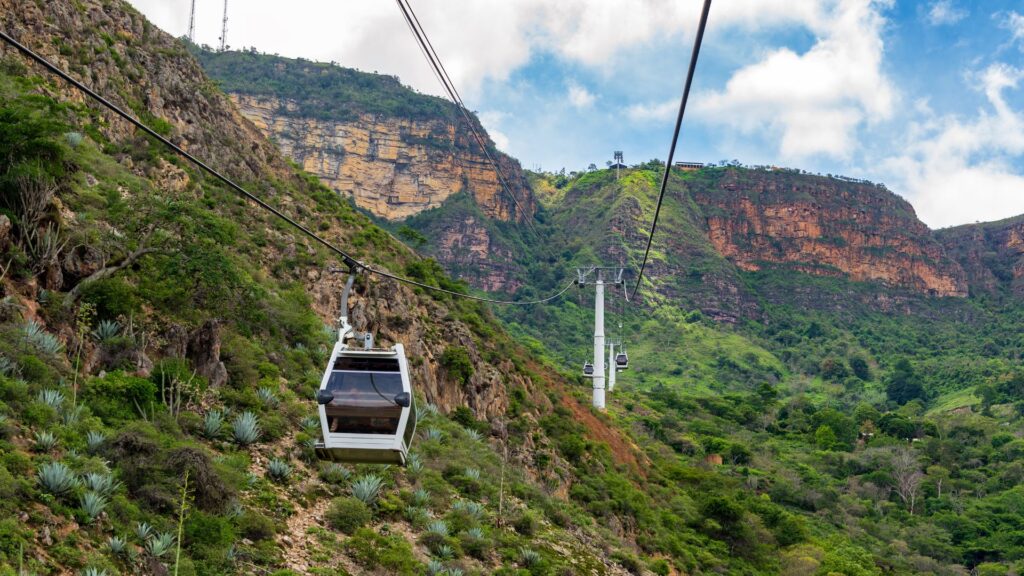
[5, 1, 1024, 575]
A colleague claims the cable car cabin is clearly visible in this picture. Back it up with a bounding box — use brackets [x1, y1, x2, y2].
[315, 343, 416, 465]
[583, 362, 594, 377]
[615, 352, 629, 370]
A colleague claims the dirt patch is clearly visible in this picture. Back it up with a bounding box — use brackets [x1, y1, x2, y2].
[563, 393, 647, 476]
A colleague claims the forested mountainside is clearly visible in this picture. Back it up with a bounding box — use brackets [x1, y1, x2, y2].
[4, 1, 1024, 576]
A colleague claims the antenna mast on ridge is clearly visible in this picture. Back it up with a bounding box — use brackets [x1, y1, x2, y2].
[187, 0, 197, 42]
[219, 0, 229, 52]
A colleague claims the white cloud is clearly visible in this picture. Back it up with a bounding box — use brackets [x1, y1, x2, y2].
[926, 1, 967, 26]
[693, 0, 896, 160]
[626, 99, 677, 122]
[882, 64, 1024, 228]
[1003, 11, 1024, 48]
[477, 111, 511, 151]
[566, 81, 596, 109]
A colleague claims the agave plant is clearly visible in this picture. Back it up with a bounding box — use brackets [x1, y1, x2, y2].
[451, 500, 485, 521]
[266, 458, 292, 483]
[82, 472, 121, 497]
[463, 428, 483, 442]
[350, 474, 385, 505]
[256, 387, 279, 407]
[319, 462, 351, 485]
[62, 404, 84, 426]
[37, 389, 65, 409]
[463, 467, 481, 481]
[85, 431, 106, 453]
[34, 430, 59, 452]
[405, 505, 428, 524]
[425, 519, 450, 537]
[519, 547, 541, 567]
[79, 568, 109, 576]
[227, 501, 245, 519]
[107, 535, 128, 556]
[407, 453, 424, 476]
[300, 416, 320, 431]
[0, 355, 16, 376]
[202, 410, 225, 439]
[37, 461, 78, 495]
[412, 487, 431, 507]
[231, 411, 261, 446]
[80, 491, 109, 524]
[134, 521, 154, 542]
[422, 427, 443, 442]
[91, 319, 121, 343]
[433, 544, 455, 560]
[23, 320, 63, 355]
[465, 527, 485, 540]
[427, 559, 446, 576]
[145, 532, 175, 557]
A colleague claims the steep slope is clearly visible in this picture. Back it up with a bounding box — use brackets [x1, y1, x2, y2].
[194, 49, 546, 293]
[935, 215, 1024, 297]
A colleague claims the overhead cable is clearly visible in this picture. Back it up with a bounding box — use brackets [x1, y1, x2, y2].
[0, 29, 575, 306]
[394, 0, 554, 260]
[628, 0, 713, 301]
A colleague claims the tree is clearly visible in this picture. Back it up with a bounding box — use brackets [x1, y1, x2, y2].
[815, 425, 838, 451]
[887, 358, 925, 405]
[849, 355, 871, 380]
[892, 447, 924, 514]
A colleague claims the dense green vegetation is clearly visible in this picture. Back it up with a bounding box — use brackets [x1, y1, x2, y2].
[192, 47, 455, 123]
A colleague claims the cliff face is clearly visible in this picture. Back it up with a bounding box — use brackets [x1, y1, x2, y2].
[230, 93, 534, 223]
[935, 216, 1024, 297]
[692, 169, 969, 297]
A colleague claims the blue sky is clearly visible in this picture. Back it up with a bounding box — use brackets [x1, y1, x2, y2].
[130, 0, 1024, 228]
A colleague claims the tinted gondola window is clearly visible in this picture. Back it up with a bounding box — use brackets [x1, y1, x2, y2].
[324, 357, 404, 434]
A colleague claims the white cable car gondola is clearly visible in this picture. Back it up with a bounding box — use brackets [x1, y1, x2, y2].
[315, 266, 416, 465]
[583, 362, 594, 377]
[615, 351, 629, 370]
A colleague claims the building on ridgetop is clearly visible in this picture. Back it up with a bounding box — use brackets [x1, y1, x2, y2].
[674, 161, 704, 172]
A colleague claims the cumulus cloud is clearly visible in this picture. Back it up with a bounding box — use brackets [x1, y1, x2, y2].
[477, 111, 511, 151]
[882, 64, 1024, 228]
[693, 0, 896, 160]
[1002, 11, 1024, 48]
[567, 81, 596, 109]
[926, 1, 967, 26]
[626, 99, 677, 122]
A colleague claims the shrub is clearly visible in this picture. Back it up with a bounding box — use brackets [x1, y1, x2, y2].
[266, 458, 292, 483]
[460, 528, 489, 560]
[326, 496, 372, 534]
[237, 511, 276, 541]
[38, 461, 78, 495]
[519, 547, 541, 567]
[512, 511, 537, 536]
[351, 474, 385, 505]
[440, 347, 474, 385]
[80, 278, 140, 319]
[232, 411, 261, 446]
[84, 372, 157, 422]
[344, 527, 420, 573]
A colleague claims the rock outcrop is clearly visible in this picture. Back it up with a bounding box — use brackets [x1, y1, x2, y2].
[692, 169, 969, 297]
[230, 94, 535, 223]
[935, 215, 1024, 297]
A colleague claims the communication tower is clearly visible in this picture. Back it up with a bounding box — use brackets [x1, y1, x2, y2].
[187, 0, 197, 42]
[219, 0, 229, 52]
